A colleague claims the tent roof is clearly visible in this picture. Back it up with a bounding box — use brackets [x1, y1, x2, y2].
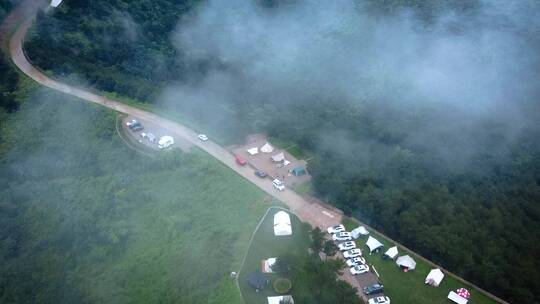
[425, 268, 445, 286]
[247, 147, 259, 155]
[447, 291, 468, 304]
[51, 0, 63, 7]
[384, 246, 399, 259]
[272, 152, 285, 162]
[365, 236, 384, 252]
[351, 226, 369, 238]
[274, 211, 292, 236]
[396, 255, 417, 270]
[247, 272, 268, 289]
[263, 258, 277, 273]
[260, 142, 274, 153]
[268, 296, 294, 304]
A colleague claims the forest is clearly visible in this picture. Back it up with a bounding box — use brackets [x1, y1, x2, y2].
[19, 0, 540, 302]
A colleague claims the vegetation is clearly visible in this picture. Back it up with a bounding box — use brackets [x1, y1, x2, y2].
[238, 208, 360, 304]
[272, 277, 291, 294]
[22, 0, 540, 302]
[0, 88, 277, 303]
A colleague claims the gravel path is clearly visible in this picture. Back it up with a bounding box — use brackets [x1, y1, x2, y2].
[4, 1, 378, 301]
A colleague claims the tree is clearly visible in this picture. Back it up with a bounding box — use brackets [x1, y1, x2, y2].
[323, 240, 338, 258]
[309, 227, 325, 255]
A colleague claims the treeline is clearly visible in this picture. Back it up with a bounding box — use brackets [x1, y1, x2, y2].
[22, 0, 540, 302]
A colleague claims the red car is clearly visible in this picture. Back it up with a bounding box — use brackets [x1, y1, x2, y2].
[235, 154, 247, 166]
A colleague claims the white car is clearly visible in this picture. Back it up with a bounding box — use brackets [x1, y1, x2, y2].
[332, 232, 352, 242]
[126, 119, 138, 127]
[346, 257, 366, 267]
[338, 241, 356, 251]
[368, 296, 390, 304]
[198, 134, 208, 141]
[158, 136, 174, 149]
[343, 248, 362, 258]
[327, 224, 346, 234]
[272, 179, 285, 191]
[350, 264, 370, 275]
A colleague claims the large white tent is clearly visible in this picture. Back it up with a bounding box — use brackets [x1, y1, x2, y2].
[268, 295, 294, 304]
[425, 268, 445, 286]
[447, 291, 468, 304]
[365, 236, 384, 253]
[273, 211, 292, 236]
[263, 258, 277, 273]
[271, 152, 285, 162]
[396, 255, 417, 270]
[50, 0, 63, 7]
[247, 147, 259, 155]
[384, 246, 399, 259]
[260, 142, 274, 153]
[351, 226, 369, 239]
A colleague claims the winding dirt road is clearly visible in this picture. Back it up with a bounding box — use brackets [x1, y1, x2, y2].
[2, 0, 381, 301]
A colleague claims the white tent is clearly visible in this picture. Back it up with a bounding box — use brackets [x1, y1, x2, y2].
[351, 226, 369, 239]
[396, 255, 417, 270]
[268, 295, 294, 304]
[447, 291, 468, 304]
[384, 246, 399, 259]
[365, 236, 384, 253]
[273, 211, 292, 236]
[50, 0, 63, 7]
[247, 147, 259, 155]
[263, 258, 277, 273]
[425, 268, 445, 286]
[271, 152, 285, 162]
[260, 142, 274, 153]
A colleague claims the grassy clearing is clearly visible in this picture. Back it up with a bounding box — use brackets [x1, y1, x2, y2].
[238, 208, 311, 304]
[0, 91, 271, 304]
[342, 218, 497, 304]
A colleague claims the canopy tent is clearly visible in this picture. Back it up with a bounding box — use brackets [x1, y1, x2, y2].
[247, 147, 259, 155]
[384, 246, 399, 259]
[273, 211, 292, 236]
[268, 295, 294, 304]
[425, 268, 445, 286]
[396, 255, 417, 270]
[260, 142, 274, 153]
[351, 226, 369, 239]
[456, 288, 471, 299]
[290, 166, 307, 176]
[271, 152, 285, 162]
[50, 0, 63, 7]
[247, 272, 268, 290]
[365, 236, 384, 253]
[447, 291, 468, 304]
[263, 258, 277, 273]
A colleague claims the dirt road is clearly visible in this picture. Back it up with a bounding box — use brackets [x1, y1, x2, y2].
[4, 1, 378, 300]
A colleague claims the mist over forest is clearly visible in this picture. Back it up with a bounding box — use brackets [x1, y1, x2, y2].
[12, 0, 540, 302]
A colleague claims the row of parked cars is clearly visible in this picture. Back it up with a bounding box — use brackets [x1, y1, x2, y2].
[327, 224, 391, 304]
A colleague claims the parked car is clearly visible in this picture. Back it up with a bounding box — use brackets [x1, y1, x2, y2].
[272, 179, 285, 191]
[368, 296, 390, 304]
[126, 119, 138, 128]
[350, 264, 370, 275]
[198, 134, 208, 141]
[346, 256, 366, 267]
[158, 136, 174, 149]
[343, 248, 362, 258]
[338, 241, 357, 251]
[326, 224, 346, 234]
[255, 169, 267, 178]
[332, 232, 352, 242]
[235, 154, 247, 166]
[131, 125, 144, 132]
[364, 283, 384, 295]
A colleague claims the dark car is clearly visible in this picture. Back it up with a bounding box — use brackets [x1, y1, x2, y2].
[131, 125, 144, 132]
[255, 169, 267, 178]
[128, 121, 141, 129]
[363, 283, 384, 295]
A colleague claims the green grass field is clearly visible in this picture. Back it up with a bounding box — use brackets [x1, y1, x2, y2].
[0, 91, 272, 304]
[342, 218, 498, 304]
[238, 208, 310, 304]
